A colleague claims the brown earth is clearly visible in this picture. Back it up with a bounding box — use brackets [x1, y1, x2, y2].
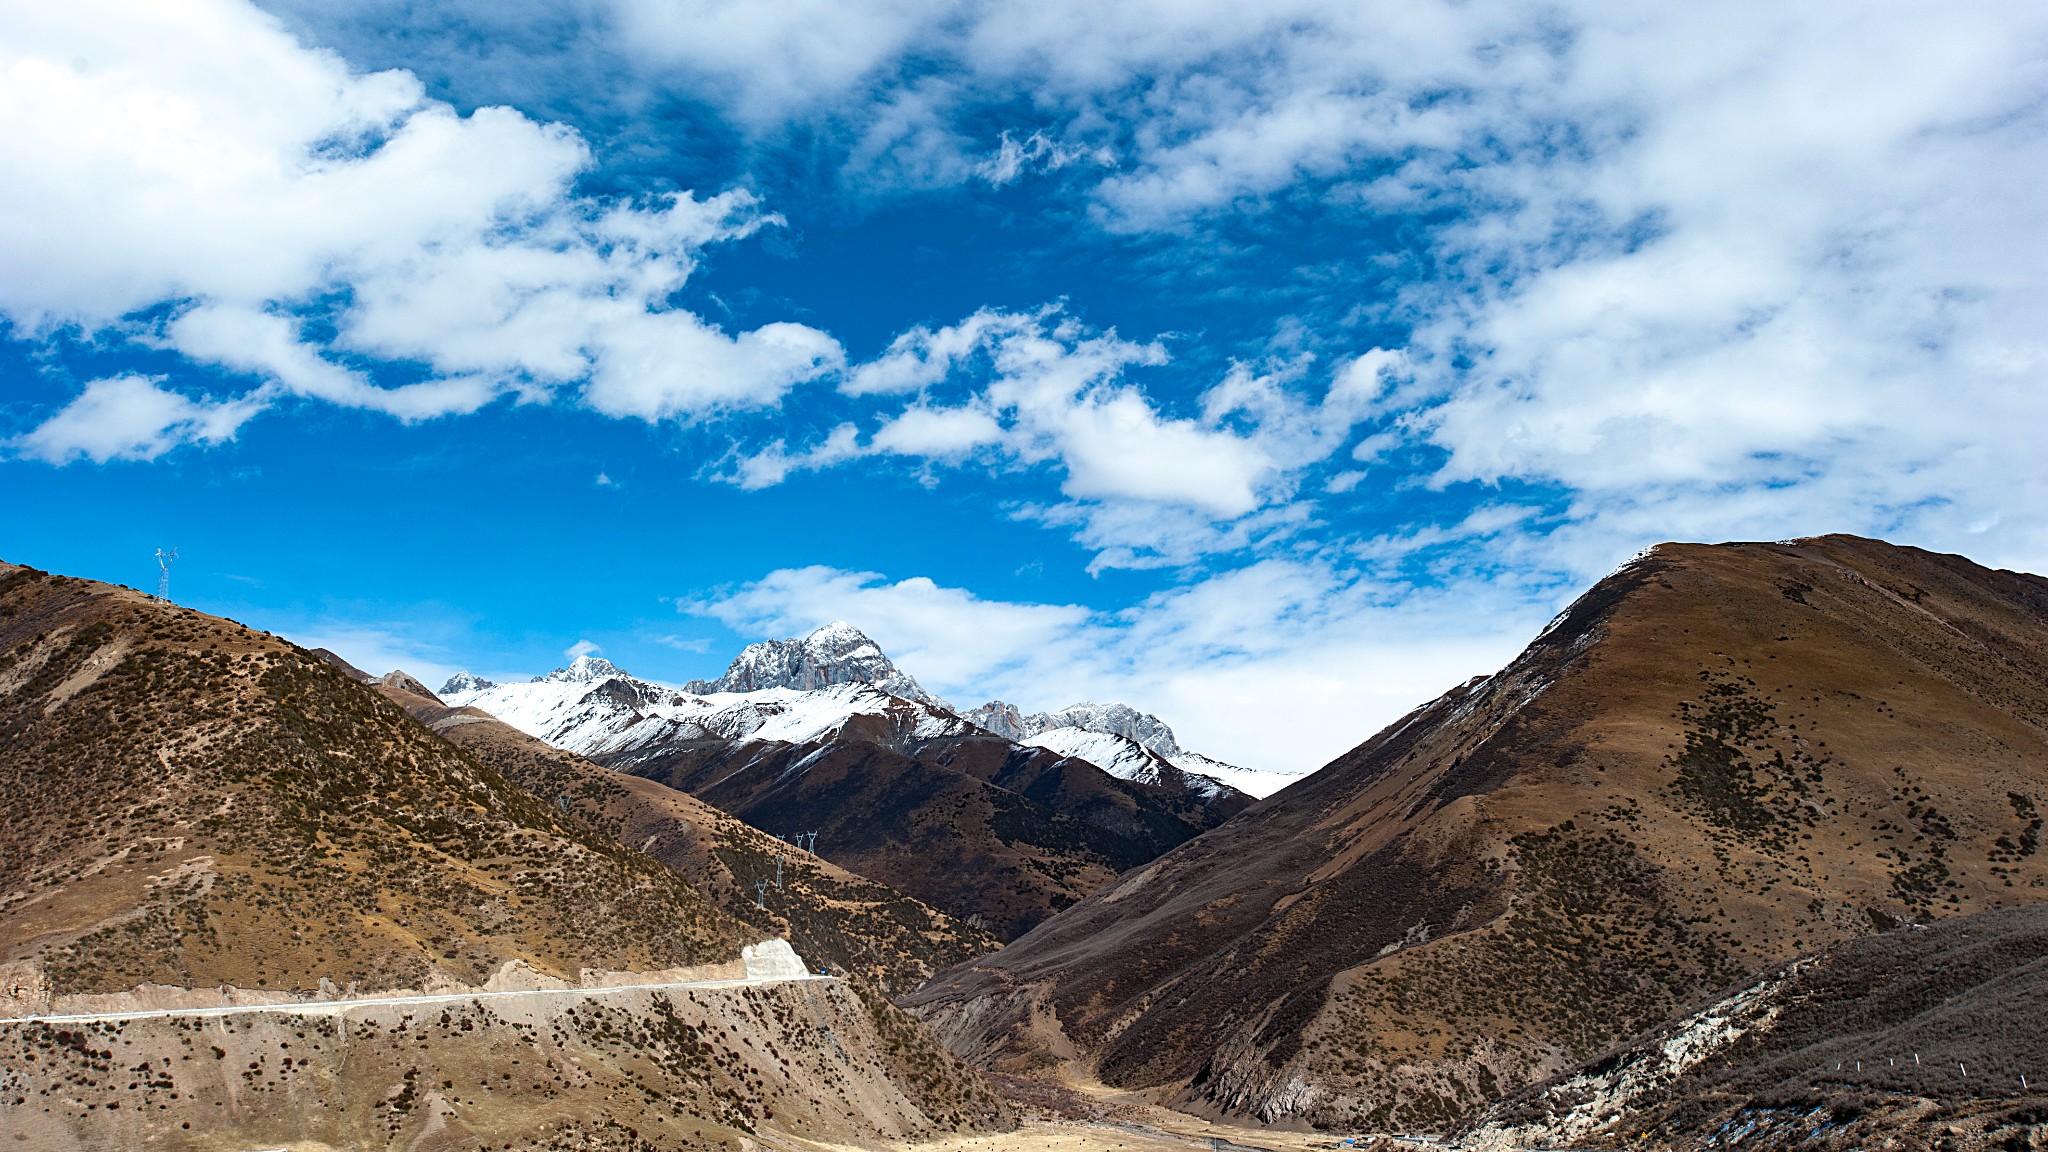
[907, 536, 2048, 1133]
[1469, 901, 2048, 1151]
[0, 561, 1015, 1149]
[0, 562, 753, 995]
[0, 976, 1007, 1151]
[614, 736, 1248, 941]
[370, 673, 1003, 995]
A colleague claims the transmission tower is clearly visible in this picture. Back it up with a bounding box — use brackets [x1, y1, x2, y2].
[154, 548, 178, 602]
[753, 880, 770, 908]
[775, 855, 784, 888]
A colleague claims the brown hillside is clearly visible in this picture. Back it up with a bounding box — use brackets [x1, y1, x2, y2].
[1470, 902, 2048, 1150]
[371, 675, 1003, 994]
[907, 536, 2048, 1132]
[615, 734, 1246, 941]
[0, 562, 748, 995]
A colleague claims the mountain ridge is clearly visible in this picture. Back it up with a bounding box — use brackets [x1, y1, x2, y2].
[907, 535, 2048, 1131]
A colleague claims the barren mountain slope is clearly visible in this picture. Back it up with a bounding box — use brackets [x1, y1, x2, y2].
[615, 734, 1247, 941]
[0, 563, 748, 995]
[0, 564, 1014, 1149]
[372, 674, 1003, 994]
[908, 536, 2048, 1132]
[1469, 903, 2048, 1151]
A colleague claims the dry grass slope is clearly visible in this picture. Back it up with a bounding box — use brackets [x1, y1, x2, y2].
[375, 679, 1004, 995]
[910, 536, 2048, 1133]
[0, 563, 750, 995]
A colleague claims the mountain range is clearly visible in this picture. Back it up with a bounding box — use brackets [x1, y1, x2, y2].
[440, 623, 1289, 798]
[439, 626, 1263, 937]
[908, 535, 2048, 1132]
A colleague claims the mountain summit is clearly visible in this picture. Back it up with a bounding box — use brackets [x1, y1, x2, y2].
[911, 535, 2048, 1130]
[542, 653, 627, 683]
[965, 699, 1296, 797]
[685, 621, 942, 705]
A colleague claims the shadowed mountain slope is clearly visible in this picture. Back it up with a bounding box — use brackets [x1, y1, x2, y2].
[369, 672, 1003, 994]
[908, 536, 2048, 1132]
[0, 562, 749, 995]
[613, 734, 1247, 941]
[1468, 902, 2048, 1150]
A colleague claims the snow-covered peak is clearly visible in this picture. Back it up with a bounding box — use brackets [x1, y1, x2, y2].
[965, 697, 1298, 798]
[439, 670, 497, 695]
[965, 699, 1185, 758]
[684, 622, 941, 706]
[441, 672, 974, 763]
[540, 654, 627, 684]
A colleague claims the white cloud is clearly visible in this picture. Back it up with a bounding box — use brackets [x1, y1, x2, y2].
[12, 375, 266, 464]
[283, 622, 465, 692]
[564, 638, 602, 660]
[587, 0, 2046, 574]
[731, 309, 1403, 566]
[686, 565, 1093, 691]
[1, 0, 837, 449]
[607, 0, 954, 122]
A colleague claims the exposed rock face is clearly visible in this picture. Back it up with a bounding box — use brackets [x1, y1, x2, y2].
[440, 669, 496, 694]
[908, 536, 2048, 1132]
[1468, 903, 2048, 1151]
[966, 698, 1294, 797]
[685, 621, 943, 705]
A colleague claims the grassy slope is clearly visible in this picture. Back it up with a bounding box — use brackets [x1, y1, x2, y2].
[375, 678, 1004, 995]
[617, 734, 1243, 941]
[0, 562, 751, 994]
[909, 536, 2048, 1131]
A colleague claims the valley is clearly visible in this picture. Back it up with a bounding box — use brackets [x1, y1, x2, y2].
[5, 536, 2046, 1150]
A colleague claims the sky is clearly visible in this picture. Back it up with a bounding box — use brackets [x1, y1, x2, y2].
[2, 0, 2044, 774]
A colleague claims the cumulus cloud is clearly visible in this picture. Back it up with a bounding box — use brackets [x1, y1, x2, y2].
[1, 0, 837, 450]
[12, 375, 266, 464]
[686, 565, 1094, 691]
[729, 308, 1405, 565]
[606, 0, 2043, 574]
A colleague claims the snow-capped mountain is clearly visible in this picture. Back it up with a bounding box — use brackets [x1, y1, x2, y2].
[440, 636, 973, 762]
[682, 620, 942, 706]
[440, 622, 1272, 799]
[965, 699, 1300, 798]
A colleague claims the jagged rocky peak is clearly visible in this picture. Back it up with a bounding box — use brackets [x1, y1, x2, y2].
[685, 621, 940, 705]
[439, 670, 497, 695]
[540, 654, 628, 684]
[966, 698, 1186, 758]
[962, 700, 1029, 741]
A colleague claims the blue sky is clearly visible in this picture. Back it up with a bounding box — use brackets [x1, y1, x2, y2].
[3, 0, 2044, 772]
